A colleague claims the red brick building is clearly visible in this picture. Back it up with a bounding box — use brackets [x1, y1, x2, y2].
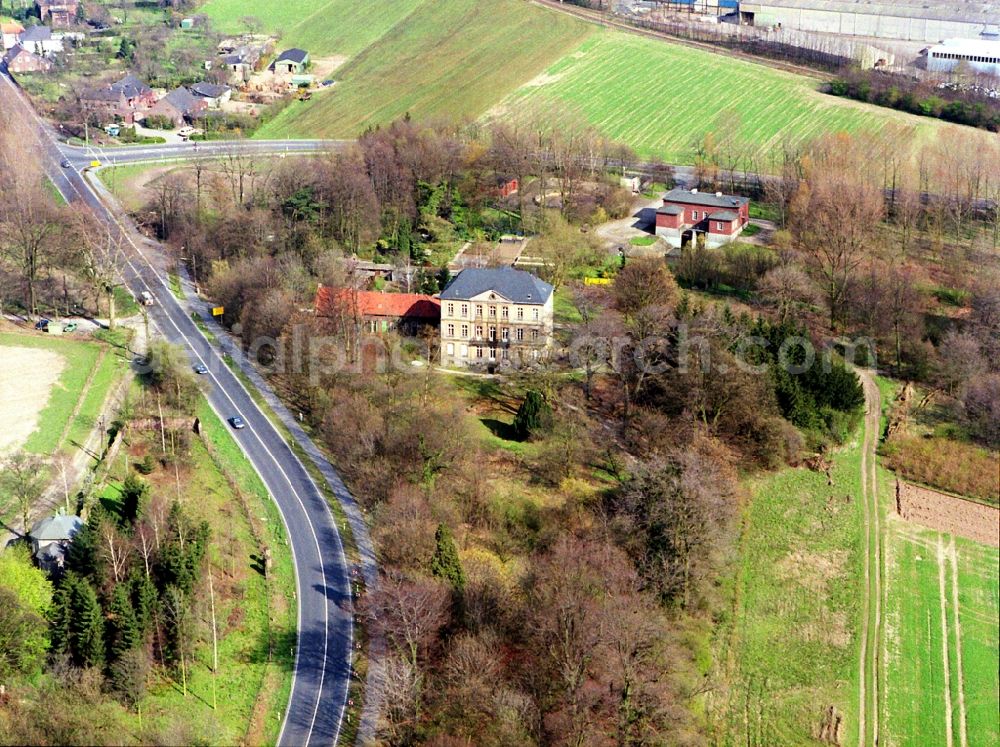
[35, 0, 79, 27]
[494, 176, 519, 199]
[315, 286, 441, 335]
[654, 188, 750, 248]
[4, 44, 52, 73]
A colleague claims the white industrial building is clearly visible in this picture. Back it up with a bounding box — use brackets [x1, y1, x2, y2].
[927, 37, 1000, 75]
[738, 1, 1000, 43]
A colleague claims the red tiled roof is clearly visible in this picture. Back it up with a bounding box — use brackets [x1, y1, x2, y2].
[315, 287, 440, 321]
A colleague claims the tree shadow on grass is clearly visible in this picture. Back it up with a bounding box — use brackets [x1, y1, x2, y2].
[480, 418, 520, 442]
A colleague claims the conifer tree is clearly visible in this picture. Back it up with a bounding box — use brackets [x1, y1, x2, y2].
[513, 390, 553, 441]
[430, 523, 465, 592]
[70, 578, 105, 668]
[108, 583, 141, 661]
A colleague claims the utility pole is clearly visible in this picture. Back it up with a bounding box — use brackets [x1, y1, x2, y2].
[209, 568, 219, 711]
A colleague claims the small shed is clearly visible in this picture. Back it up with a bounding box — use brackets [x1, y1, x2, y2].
[30, 514, 84, 574]
[274, 48, 309, 75]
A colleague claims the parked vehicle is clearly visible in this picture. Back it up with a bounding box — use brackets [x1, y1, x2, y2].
[63, 322, 78, 333]
[34, 318, 50, 330]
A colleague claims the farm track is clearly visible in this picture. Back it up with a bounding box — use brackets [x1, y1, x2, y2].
[530, 0, 827, 79]
[947, 537, 969, 747]
[858, 371, 883, 747]
[54, 346, 106, 453]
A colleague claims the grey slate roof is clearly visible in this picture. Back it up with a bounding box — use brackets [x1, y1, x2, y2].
[663, 188, 749, 210]
[30, 514, 84, 542]
[656, 204, 683, 215]
[440, 267, 553, 304]
[190, 82, 230, 98]
[161, 86, 200, 113]
[708, 210, 739, 221]
[114, 73, 151, 98]
[276, 48, 308, 64]
[19, 25, 51, 42]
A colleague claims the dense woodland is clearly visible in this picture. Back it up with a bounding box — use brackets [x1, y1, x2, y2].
[1, 104, 998, 744]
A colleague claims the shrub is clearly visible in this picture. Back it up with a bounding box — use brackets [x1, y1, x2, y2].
[512, 390, 553, 441]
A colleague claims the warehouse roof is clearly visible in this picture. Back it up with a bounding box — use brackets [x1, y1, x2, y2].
[928, 37, 1000, 56]
[739, 1, 997, 24]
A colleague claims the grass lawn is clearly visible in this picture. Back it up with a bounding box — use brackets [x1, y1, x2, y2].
[256, 0, 592, 138]
[629, 234, 658, 246]
[883, 520, 999, 747]
[497, 31, 969, 163]
[64, 349, 126, 454]
[553, 285, 583, 325]
[711, 433, 865, 745]
[100, 163, 179, 212]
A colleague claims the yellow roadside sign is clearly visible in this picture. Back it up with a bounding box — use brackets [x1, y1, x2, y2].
[90, 160, 101, 168]
[212, 306, 224, 316]
[584, 277, 612, 286]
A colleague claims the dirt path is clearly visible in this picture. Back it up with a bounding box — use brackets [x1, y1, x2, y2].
[936, 535, 956, 747]
[53, 347, 107, 452]
[857, 370, 882, 747]
[947, 537, 969, 747]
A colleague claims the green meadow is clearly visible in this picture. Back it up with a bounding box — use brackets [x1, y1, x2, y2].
[255, 0, 592, 138]
[883, 521, 1000, 747]
[201, 0, 425, 58]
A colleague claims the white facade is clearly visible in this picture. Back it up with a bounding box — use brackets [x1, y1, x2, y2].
[440, 290, 554, 367]
[927, 38, 1000, 76]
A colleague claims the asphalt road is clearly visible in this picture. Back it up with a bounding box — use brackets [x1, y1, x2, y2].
[60, 138, 346, 168]
[1, 69, 356, 746]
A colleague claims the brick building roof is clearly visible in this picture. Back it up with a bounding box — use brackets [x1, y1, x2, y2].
[663, 188, 749, 210]
[316, 287, 441, 321]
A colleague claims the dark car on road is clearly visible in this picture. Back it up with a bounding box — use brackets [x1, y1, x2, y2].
[229, 415, 245, 429]
[193, 363, 208, 375]
[60, 159, 72, 168]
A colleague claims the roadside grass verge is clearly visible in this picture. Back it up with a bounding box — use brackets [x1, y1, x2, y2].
[84, 396, 296, 743]
[194, 398, 297, 744]
[711, 430, 865, 745]
[43, 176, 66, 205]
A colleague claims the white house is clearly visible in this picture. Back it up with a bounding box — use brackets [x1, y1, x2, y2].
[439, 267, 554, 367]
[1, 21, 25, 50]
[17, 25, 63, 56]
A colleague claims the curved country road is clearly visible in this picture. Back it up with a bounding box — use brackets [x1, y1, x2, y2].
[1, 69, 379, 745]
